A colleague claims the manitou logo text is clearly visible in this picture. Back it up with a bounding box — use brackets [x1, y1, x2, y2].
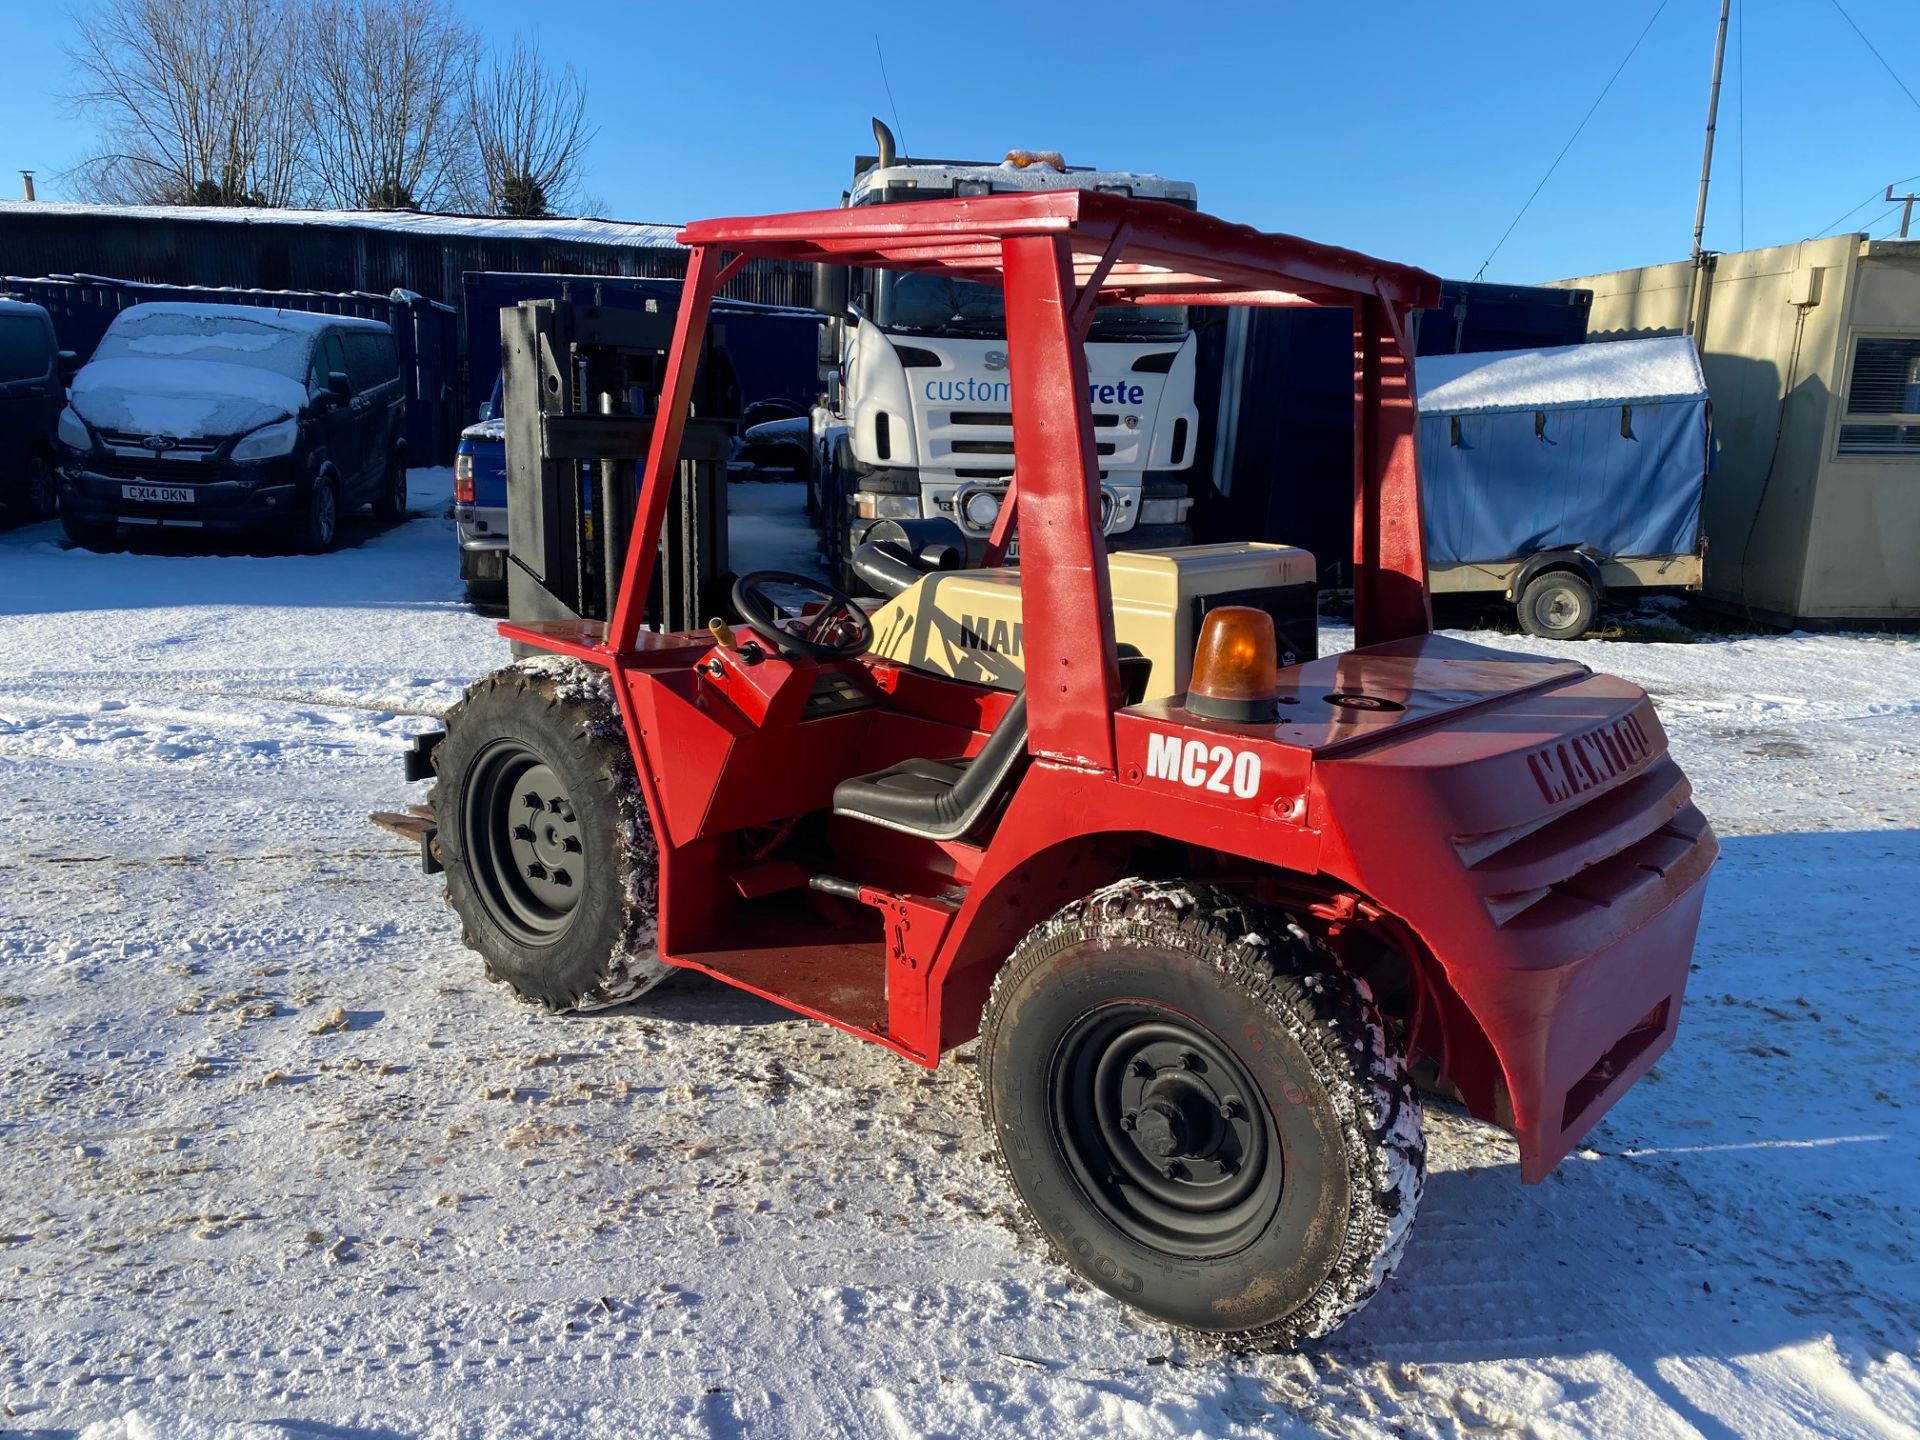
[1526, 714, 1652, 804]
[1144, 733, 1262, 799]
[958, 614, 1022, 657]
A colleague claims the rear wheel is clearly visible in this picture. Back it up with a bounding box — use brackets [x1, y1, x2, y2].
[373, 451, 407, 521]
[433, 658, 669, 1011]
[1516, 569, 1597, 639]
[979, 879, 1424, 1344]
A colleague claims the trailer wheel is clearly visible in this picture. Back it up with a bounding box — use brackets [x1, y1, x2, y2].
[1516, 569, 1597, 639]
[432, 658, 669, 1011]
[979, 879, 1423, 1344]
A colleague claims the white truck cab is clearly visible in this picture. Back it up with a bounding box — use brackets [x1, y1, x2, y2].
[813, 123, 1201, 582]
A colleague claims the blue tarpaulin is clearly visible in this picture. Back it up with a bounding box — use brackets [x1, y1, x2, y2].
[1414, 336, 1709, 567]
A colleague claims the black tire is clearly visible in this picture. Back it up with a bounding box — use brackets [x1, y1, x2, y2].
[979, 878, 1424, 1344]
[433, 657, 669, 1011]
[61, 512, 118, 551]
[1516, 569, 1598, 639]
[373, 451, 407, 521]
[23, 454, 58, 521]
[295, 472, 339, 553]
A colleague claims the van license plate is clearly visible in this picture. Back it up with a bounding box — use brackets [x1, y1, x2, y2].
[122, 484, 192, 504]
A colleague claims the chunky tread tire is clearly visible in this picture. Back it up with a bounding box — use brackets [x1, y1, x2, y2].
[979, 877, 1423, 1346]
[432, 656, 669, 1011]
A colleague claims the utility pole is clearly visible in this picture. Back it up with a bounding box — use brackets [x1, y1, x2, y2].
[1685, 0, 1732, 337]
[1887, 185, 1919, 239]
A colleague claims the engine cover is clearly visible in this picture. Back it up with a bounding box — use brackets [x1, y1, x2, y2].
[865, 542, 1318, 698]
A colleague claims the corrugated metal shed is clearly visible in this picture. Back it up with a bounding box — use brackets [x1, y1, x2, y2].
[0, 202, 813, 309]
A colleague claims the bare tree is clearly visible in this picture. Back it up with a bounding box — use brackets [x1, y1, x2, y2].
[302, 0, 479, 210]
[65, 0, 305, 206]
[468, 35, 595, 217]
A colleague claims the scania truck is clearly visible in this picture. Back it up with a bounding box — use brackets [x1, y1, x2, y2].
[811, 121, 1201, 584]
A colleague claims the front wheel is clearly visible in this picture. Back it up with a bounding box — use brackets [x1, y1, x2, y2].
[295, 473, 339, 553]
[979, 879, 1424, 1344]
[1516, 569, 1598, 639]
[433, 658, 670, 1011]
[22, 454, 58, 521]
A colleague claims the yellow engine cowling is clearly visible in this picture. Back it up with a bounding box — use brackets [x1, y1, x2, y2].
[866, 543, 1319, 697]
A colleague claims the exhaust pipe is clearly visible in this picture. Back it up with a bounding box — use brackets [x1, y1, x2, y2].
[20, 170, 35, 202]
[872, 117, 897, 170]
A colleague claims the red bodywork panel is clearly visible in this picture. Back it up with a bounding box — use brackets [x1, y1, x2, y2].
[499, 191, 1717, 1182]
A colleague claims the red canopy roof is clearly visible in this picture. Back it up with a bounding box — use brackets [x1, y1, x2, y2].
[678, 189, 1440, 314]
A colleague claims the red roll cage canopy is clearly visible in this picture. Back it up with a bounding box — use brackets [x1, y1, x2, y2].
[607, 189, 1442, 774]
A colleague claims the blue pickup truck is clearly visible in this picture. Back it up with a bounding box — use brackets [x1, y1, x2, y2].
[454, 373, 507, 600]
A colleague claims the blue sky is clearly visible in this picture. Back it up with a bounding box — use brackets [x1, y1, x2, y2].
[3, 0, 1918, 284]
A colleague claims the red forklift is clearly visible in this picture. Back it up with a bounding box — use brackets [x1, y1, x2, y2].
[412, 191, 1718, 1343]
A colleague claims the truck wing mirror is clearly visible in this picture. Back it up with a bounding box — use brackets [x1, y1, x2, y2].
[326, 371, 353, 404]
[812, 262, 849, 319]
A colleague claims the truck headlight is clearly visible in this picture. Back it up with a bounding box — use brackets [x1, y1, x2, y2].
[854, 491, 922, 520]
[57, 407, 92, 452]
[1139, 495, 1192, 526]
[231, 419, 299, 462]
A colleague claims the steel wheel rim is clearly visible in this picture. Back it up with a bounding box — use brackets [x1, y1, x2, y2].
[464, 740, 585, 945]
[1534, 586, 1579, 632]
[1049, 1004, 1283, 1258]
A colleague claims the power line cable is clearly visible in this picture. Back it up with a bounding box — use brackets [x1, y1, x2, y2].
[1826, 0, 1920, 116]
[874, 37, 908, 159]
[1817, 172, 1920, 237]
[1473, 0, 1672, 279]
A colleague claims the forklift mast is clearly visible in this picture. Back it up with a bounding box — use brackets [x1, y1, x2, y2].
[501, 296, 734, 638]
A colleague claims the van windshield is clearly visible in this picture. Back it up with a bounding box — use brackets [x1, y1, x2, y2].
[94, 311, 313, 380]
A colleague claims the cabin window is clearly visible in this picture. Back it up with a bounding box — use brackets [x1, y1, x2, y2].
[1837, 333, 1920, 457]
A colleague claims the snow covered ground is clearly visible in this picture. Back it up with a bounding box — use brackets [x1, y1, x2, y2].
[1, 478, 1916, 1439]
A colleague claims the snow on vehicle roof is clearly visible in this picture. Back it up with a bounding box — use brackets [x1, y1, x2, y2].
[852, 161, 1196, 206]
[0, 200, 681, 249]
[1416, 335, 1707, 416]
[106, 301, 388, 337]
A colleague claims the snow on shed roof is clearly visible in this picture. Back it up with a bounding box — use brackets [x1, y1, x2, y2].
[0, 201, 681, 250]
[1416, 335, 1706, 416]
[110, 301, 389, 334]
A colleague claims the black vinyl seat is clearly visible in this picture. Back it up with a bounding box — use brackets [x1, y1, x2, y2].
[830, 652, 1150, 844]
[832, 692, 1029, 842]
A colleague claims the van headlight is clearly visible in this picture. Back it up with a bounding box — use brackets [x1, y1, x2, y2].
[231, 419, 300, 462]
[57, 407, 92, 452]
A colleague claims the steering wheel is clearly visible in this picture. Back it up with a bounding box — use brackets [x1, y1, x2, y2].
[731, 569, 873, 662]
